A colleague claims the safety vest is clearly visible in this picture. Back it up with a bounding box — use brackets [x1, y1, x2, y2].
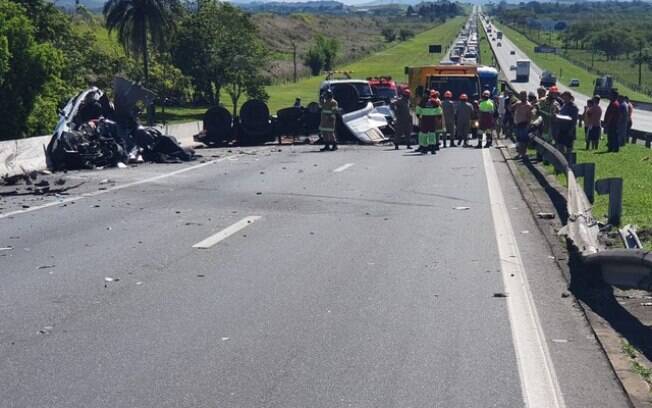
[479, 99, 494, 113]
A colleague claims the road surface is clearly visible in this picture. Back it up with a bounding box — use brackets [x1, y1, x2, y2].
[480, 15, 652, 134]
[0, 144, 630, 407]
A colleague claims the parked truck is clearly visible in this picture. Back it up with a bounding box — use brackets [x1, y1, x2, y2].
[405, 65, 481, 103]
[593, 75, 614, 98]
[515, 59, 530, 82]
[496, 31, 503, 40]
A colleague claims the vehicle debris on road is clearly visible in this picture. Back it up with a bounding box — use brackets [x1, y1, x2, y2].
[46, 77, 196, 171]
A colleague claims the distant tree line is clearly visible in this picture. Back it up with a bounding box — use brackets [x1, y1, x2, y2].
[490, 1, 652, 65]
[406, 1, 463, 23]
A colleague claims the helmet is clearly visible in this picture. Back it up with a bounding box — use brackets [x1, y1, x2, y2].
[429, 90, 437, 97]
[548, 85, 559, 94]
[459, 93, 468, 101]
[444, 90, 453, 98]
[402, 88, 411, 97]
[324, 89, 333, 98]
[482, 90, 491, 97]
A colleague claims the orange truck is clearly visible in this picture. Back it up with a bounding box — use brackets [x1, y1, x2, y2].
[405, 65, 481, 104]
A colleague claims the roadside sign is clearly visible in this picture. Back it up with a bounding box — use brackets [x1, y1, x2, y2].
[429, 44, 442, 54]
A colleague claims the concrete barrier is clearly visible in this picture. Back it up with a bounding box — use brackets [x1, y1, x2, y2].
[0, 121, 202, 177]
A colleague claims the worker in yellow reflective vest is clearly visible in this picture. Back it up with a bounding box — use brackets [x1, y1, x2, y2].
[416, 91, 444, 154]
[477, 90, 496, 148]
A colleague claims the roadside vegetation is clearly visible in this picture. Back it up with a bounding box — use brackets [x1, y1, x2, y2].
[0, 0, 464, 139]
[489, 1, 652, 102]
[478, 18, 496, 67]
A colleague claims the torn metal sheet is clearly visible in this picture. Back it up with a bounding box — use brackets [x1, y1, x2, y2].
[341, 102, 389, 144]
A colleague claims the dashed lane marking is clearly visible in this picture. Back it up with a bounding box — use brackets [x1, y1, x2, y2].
[192, 216, 261, 249]
[333, 163, 355, 173]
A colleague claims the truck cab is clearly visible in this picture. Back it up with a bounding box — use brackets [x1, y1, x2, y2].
[515, 59, 531, 82]
[477, 66, 499, 96]
[593, 75, 614, 98]
[367, 76, 398, 102]
[406, 65, 481, 103]
[540, 71, 557, 88]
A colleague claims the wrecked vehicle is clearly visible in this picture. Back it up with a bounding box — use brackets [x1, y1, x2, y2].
[46, 77, 195, 171]
[319, 73, 391, 144]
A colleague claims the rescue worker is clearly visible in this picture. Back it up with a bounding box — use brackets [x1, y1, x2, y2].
[441, 90, 456, 147]
[416, 92, 442, 154]
[538, 86, 560, 142]
[477, 90, 495, 148]
[319, 89, 338, 151]
[390, 88, 413, 150]
[455, 93, 473, 147]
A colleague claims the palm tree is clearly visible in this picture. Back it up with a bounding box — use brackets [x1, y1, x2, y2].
[103, 0, 178, 85]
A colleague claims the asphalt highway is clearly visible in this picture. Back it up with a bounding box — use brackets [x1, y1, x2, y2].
[0, 144, 630, 407]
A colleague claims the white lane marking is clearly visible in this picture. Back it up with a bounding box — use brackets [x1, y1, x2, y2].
[192, 216, 261, 249]
[0, 153, 251, 220]
[481, 148, 566, 408]
[333, 163, 354, 173]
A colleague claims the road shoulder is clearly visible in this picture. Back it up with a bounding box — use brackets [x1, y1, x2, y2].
[495, 141, 650, 407]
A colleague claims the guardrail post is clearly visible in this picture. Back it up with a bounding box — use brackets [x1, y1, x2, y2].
[572, 163, 595, 203]
[595, 178, 623, 226]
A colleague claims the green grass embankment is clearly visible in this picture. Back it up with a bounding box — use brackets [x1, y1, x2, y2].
[546, 135, 652, 249]
[495, 22, 652, 103]
[161, 16, 467, 123]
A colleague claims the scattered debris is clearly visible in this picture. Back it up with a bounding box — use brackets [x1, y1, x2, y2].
[493, 292, 508, 298]
[37, 265, 55, 270]
[197, 274, 205, 278]
[221, 337, 230, 341]
[521, 230, 529, 234]
[561, 292, 571, 298]
[0, 247, 13, 251]
[552, 338, 569, 343]
[453, 206, 470, 211]
[640, 302, 652, 307]
[537, 212, 556, 219]
[104, 276, 119, 287]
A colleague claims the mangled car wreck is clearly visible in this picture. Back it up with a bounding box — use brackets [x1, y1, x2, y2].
[46, 78, 196, 171]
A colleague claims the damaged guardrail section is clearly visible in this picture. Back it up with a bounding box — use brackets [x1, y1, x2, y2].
[530, 134, 652, 290]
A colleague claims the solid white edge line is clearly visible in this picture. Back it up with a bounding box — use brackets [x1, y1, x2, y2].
[0, 152, 258, 220]
[192, 216, 261, 249]
[481, 148, 566, 408]
[333, 163, 354, 173]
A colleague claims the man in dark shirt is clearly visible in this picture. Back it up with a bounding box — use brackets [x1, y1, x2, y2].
[604, 91, 620, 153]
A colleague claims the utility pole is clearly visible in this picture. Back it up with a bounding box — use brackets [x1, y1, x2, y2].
[292, 42, 297, 83]
[638, 40, 643, 88]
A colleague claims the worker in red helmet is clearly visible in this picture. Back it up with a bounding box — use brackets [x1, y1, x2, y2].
[456, 93, 473, 147]
[477, 90, 496, 148]
[416, 92, 443, 154]
[390, 88, 413, 150]
[441, 90, 456, 147]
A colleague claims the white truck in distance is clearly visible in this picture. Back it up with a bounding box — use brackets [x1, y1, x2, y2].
[516, 59, 530, 82]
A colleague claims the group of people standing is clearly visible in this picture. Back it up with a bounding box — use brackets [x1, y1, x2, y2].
[318, 83, 635, 156]
[391, 88, 498, 154]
